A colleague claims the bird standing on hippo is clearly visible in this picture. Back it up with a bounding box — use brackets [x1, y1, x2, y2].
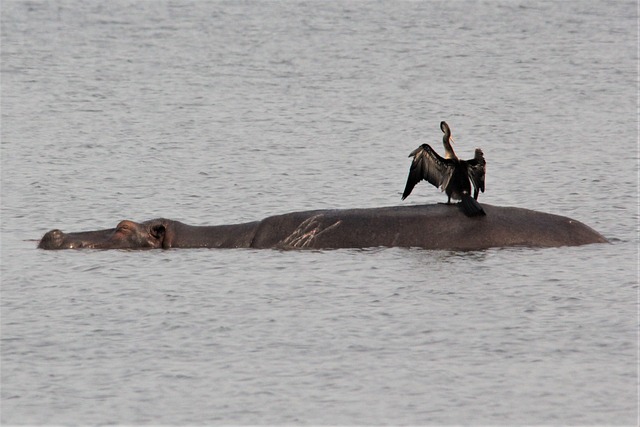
[402, 121, 486, 216]
[37, 121, 608, 250]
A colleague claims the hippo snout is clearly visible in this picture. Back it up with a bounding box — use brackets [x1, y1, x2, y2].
[38, 229, 65, 249]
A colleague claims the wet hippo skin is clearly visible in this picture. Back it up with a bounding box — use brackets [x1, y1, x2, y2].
[38, 204, 608, 250]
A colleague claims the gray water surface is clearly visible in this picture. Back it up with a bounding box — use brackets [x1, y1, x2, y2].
[1, 1, 638, 425]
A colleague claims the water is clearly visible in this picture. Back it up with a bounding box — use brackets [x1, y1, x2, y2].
[1, 0, 637, 424]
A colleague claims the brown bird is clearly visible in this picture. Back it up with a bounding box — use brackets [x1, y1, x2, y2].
[402, 121, 486, 217]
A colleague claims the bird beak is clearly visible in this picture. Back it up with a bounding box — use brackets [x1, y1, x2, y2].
[449, 136, 455, 145]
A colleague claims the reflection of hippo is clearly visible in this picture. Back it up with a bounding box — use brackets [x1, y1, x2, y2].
[38, 204, 608, 250]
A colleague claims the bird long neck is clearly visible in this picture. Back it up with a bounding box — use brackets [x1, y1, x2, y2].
[442, 128, 458, 160]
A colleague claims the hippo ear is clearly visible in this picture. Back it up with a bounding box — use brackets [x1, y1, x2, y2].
[150, 224, 166, 240]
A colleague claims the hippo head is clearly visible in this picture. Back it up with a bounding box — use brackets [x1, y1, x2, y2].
[38, 219, 168, 250]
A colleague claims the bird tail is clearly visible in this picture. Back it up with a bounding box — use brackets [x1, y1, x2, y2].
[460, 193, 486, 217]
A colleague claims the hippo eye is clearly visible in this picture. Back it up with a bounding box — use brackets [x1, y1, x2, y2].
[116, 222, 130, 232]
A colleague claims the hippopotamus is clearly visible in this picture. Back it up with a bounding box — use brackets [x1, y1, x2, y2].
[38, 204, 608, 250]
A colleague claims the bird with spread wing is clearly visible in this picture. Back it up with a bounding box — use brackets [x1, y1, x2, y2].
[402, 121, 486, 217]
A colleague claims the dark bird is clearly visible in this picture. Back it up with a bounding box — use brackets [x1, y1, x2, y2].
[402, 121, 486, 217]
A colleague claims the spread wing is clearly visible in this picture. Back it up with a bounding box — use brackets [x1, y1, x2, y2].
[466, 148, 486, 200]
[402, 144, 454, 200]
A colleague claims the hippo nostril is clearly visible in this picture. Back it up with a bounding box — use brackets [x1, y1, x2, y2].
[38, 229, 65, 249]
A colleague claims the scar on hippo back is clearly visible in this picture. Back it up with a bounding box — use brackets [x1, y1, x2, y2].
[283, 215, 343, 248]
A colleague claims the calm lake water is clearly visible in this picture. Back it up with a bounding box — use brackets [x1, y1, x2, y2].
[1, 0, 638, 424]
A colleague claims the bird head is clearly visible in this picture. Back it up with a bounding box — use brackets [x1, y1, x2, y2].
[440, 121, 453, 144]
